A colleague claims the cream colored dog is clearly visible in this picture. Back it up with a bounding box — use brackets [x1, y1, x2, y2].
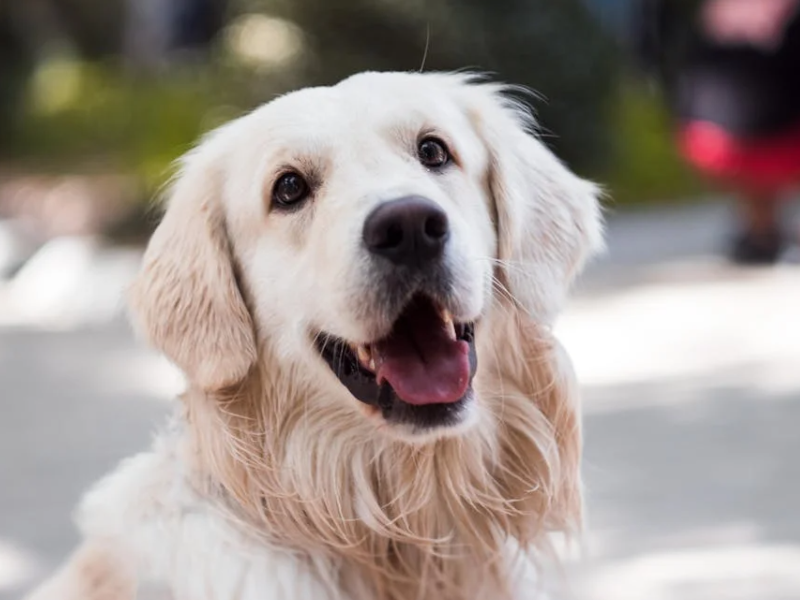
[26, 71, 603, 600]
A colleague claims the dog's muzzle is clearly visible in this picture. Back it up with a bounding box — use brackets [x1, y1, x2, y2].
[313, 196, 478, 432]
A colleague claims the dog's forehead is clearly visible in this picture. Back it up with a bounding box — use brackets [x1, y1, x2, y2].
[249, 74, 470, 146]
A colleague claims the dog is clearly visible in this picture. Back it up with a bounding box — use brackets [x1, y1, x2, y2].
[26, 71, 603, 600]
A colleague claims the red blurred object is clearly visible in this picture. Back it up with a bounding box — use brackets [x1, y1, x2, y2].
[679, 119, 800, 193]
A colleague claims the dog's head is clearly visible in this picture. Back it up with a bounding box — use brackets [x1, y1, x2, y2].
[129, 71, 602, 441]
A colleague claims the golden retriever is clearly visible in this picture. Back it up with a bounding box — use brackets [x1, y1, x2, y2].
[26, 71, 603, 600]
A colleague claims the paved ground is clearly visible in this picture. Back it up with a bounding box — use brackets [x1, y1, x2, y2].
[1, 201, 798, 600]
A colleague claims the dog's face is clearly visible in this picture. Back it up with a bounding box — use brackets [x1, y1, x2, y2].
[129, 72, 602, 440]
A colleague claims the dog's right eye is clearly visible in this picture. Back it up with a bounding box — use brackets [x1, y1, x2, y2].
[417, 137, 450, 169]
[272, 172, 310, 209]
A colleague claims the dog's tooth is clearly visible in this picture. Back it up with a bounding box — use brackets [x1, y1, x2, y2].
[356, 345, 371, 366]
[368, 358, 376, 372]
[441, 310, 456, 341]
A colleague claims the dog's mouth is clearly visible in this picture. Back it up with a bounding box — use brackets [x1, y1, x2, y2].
[315, 294, 477, 428]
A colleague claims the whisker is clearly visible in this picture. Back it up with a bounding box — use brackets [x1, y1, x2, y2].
[419, 23, 431, 73]
[473, 256, 530, 277]
[489, 275, 526, 315]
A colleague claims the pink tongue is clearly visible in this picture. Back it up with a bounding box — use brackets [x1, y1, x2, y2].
[372, 302, 470, 406]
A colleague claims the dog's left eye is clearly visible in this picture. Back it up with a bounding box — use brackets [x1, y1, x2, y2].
[417, 137, 450, 169]
[272, 172, 310, 208]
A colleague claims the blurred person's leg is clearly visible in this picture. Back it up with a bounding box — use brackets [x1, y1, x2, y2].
[678, 119, 800, 263]
[679, 119, 799, 263]
[739, 190, 780, 236]
[731, 189, 785, 264]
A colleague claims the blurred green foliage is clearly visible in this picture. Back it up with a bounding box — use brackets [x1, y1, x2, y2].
[5, 61, 247, 189]
[0, 0, 709, 212]
[599, 79, 710, 206]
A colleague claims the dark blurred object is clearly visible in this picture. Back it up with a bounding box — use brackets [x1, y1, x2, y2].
[633, 0, 800, 139]
[583, 0, 635, 36]
[124, 0, 228, 69]
[0, 6, 34, 146]
[0, 0, 228, 135]
[631, 0, 800, 264]
[277, 0, 618, 170]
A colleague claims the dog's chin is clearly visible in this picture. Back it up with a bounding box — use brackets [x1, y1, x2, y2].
[313, 293, 478, 437]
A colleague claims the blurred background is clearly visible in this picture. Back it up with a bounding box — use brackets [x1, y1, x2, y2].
[0, 1, 798, 599]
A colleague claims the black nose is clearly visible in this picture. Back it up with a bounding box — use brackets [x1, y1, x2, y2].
[363, 196, 450, 267]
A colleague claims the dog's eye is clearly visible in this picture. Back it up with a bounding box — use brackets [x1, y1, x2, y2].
[272, 172, 310, 208]
[417, 137, 450, 169]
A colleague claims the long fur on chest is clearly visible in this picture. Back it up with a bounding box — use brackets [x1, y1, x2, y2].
[181, 314, 582, 600]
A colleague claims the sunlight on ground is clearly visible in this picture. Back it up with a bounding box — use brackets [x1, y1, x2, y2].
[117, 352, 186, 402]
[579, 543, 800, 600]
[0, 237, 141, 329]
[557, 265, 800, 395]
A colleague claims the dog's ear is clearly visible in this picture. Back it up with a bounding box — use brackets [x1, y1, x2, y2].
[128, 142, 257, 391]
[456, 77, 599, 534]
[460, 79, 604, 323]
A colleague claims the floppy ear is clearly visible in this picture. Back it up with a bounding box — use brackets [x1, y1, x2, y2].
[462, 80, 604, 323]
[128, 143, 257, 391]
[457, 77, 600, 535]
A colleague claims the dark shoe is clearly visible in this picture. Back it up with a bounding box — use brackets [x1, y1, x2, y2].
[729, 230, 785, 265]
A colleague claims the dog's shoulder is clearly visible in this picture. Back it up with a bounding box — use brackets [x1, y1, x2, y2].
[75, 430, 201, 582]
[74, 430, 342, 600]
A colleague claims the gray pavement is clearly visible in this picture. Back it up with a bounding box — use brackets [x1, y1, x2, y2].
[1, 201, 798, 600]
